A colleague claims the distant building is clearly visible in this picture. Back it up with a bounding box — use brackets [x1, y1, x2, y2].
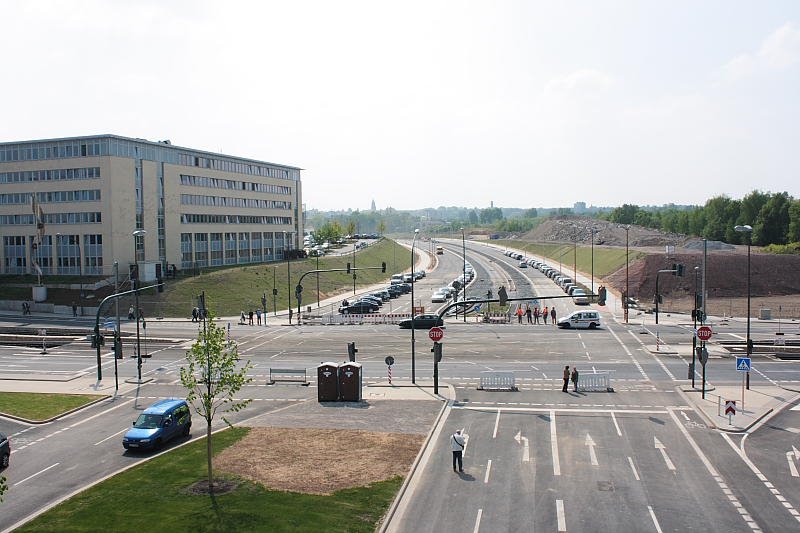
[574, 202, 587, 213]
[371, 199, 376, 211]
[0, 134, 302, 279]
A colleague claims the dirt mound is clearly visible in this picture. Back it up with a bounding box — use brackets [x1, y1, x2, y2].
[214, 427, 424, 495]
[523, 217, 686, 247]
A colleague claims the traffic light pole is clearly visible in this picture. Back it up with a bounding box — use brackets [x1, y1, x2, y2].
[295, 263, 386, 325]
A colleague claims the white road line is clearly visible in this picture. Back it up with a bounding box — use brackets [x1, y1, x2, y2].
[492, 408, 500, 439]
[628, 456, 640, 481]
[626, 329, 676, 380]
[473, 509, 482, 533]
[550, 410, 561, 476]
[606, 325, 648, 380]
[14, 462, 60, 486]
[585, 434, 598, 466]
[654, 436, 676, 471]
[647, 506, 663, 533]
[610, 412, 622, 437]
[484, 459, 492, 483]
[93, 427, 129, 446]
[67, 398, 135, 428]
[788, 451, 799, 478]
[556, 499, 566, 531]
[667, 408, 761, 532]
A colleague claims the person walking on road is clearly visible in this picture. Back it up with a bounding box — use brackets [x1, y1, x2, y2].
[256, 308, 262, 326]
[71, 301, 78, 317]
[542, 306, 549, 325]
[562, 365, 570, 392]
[191, 307, 198, 322]
[533, 306, 540, 324]
[525, 304, 532, 324]
[550, 306, 557, 326]
[516, 305, 524, 324]
[451, 429, 467, 472]
[248, 310, 254, 326]
[571, 367, 579, 392]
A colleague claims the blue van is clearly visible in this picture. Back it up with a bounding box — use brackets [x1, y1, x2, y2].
[123, 399, 191, 451]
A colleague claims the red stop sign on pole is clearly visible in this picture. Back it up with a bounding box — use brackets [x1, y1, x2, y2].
[697, 326, 712, 341]
[428, 327, 444, 342]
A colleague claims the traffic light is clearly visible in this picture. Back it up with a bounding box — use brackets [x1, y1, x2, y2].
[346, 262, 351, 274]
[91, 333, 105, 348]
[295, 284, 303, 296]
[347, 342, 358, 362]
[381, 262, 386, 273]
[114, 333, 123, 359]
[597, 286, 607, 306]
[671, 263, 678, 275]
[432, 342, 443, 363]
[676, 264, 685, 277]
[498, 286, 508, 306]
[157, 276, 164, 293]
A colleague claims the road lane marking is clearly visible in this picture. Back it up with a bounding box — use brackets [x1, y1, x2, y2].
[556, 499, 566, 531]
[514, 431, 530, 462]
[610, 412, 622, 436]
[626, 329, 675, 380]
[550, 410, 561, 476]
[484, 460, 492, 483]
[14, 462, 60, 486]
[94, 427, 130, 446]
[721, 432, 800, 524]
[473, 509, 482, 533]
[647, 506, 663, 533]
[654, 436, 676, 471]
[606, 325, 648, 380]
[493, 408, 500, 439]
[628, 456, 640, 481]
[68, 398, 135, 428]
[585, 434, 598, 466]
[668, 408, 761, 532]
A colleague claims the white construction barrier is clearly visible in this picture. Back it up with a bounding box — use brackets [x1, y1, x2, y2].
[478, 371, 518, 391]
[578, 372, 612, 392]
[322, 313, 411, 325]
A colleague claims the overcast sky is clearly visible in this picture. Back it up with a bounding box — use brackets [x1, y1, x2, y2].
[2, 1, 798, 212]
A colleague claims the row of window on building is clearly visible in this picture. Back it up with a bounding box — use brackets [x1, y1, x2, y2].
[1, 212, 102, 225]
[0, 167, 101, 183]
[0, 189, 101, 205]
[179, 174, 293, 194]
[2, 234, 103, 275]
[180, 231, 292, 269]
[180, 194, 290, 209]
[179, 214, 292, 225]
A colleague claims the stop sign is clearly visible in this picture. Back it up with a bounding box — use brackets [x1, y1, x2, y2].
[697, 326, 712, 341]
[428, 327, 444, 342]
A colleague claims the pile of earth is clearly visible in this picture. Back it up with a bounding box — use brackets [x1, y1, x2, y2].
[522, 216, 687, 247]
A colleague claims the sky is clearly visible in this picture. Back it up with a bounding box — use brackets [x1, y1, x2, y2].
[1, 1, 799, 212]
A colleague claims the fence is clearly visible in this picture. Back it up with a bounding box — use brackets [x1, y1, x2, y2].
[478, 371, 518, 391]
[578, 372, 612, 392]
[322, 313, 411, 325]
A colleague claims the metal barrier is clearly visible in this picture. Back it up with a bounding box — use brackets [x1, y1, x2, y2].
[268, 368, 309, 385]
[578, 372, 612, 392]
[481, 313, 509, 324]
[478, 371, 518, 391]
[323, 313, 411, 325]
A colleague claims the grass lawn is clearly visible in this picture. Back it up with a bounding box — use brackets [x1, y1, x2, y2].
[0, 392, 104, 421]
[495, 240, 645, 278]
[17, 427, 402, 533]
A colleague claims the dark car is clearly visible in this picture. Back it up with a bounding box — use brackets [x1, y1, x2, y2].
[386, 285, 402, 298]
[399, 283, 412, 294]
[398, 314, 445, 329]
[1, 431, 9, 469]
[339, 301, 379, 314]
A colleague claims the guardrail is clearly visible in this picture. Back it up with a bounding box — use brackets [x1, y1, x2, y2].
[478, 371, 518, 391]
[578, 372, 612, 392]
[322, 313, 411, 325]
[268, 368, 310, 385]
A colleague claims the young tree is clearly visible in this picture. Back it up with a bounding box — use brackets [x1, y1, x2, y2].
[180, 309, 253, 494]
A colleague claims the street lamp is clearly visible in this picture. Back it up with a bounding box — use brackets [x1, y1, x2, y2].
[131, 229, 146, 382]
[352, 241, 357, 294]
[590, 227, 598, 294]
[624, 225, 630, 324]
[572, 224, 578, 281]
[734, 224, 753, 389]
[692, 265, 700, 389]
[410, 228, 420, 384]
[460, 227, 466, 322]
[283, 231, 291, 323]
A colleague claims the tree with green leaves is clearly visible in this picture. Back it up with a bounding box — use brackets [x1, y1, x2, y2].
[180, 308, 253, 494]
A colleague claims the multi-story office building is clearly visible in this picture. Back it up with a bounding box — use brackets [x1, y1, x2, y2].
[0, 135, 302, 281]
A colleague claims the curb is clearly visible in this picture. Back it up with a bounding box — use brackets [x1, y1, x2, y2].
[0, 394, 110, 425]
[378, 387, 452, 533]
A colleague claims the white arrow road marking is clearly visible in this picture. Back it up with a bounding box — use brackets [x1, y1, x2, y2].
[654, 436, 676, 471]
[515, 430, 530, 462]
[585, 434, 599, 466]
[788, 446, 800, 478]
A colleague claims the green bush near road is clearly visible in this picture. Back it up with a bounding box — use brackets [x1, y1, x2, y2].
[17, 427, 402, 533]
[0, 392, 104, 421]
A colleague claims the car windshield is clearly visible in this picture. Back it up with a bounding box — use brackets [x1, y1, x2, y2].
[133, 414, 163, 429]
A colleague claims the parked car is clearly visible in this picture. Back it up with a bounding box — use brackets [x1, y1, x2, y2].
[572, 289, 590, 305]
[398, 314, 445, 329]
[431, 291, 448, 303]
[386, 285, 403, 298]
[557, 310, 601, 329]
[339, 301, 379, 314]
[1, 431, 9, 469]
[390, 274, 404, 285]
[518, 261, 527, 268]
[123, 399, 191, 451]
[403, 273, 414, 283]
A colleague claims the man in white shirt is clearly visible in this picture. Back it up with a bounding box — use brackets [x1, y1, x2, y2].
[451, 429, 467, 472]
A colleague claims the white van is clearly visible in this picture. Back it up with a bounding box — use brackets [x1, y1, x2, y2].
[557, 310, 601, 329]
[390, 274, 403, 285]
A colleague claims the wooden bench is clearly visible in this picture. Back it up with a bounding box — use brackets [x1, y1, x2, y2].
[268, 368, 310, 386]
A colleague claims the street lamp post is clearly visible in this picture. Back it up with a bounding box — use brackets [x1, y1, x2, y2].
[590, 227, 598, 294]
[410, 229, 420, 384]
[624, 225, 630, 323]
[692, 266, 699, 388]
[131, 229, 146, 382]
[284, 231, 291, 323]
[461, 227, 466, 322]
[734, 224, 753, 390]
[572, 225, 578, 281]
[352, 242, 357, 294]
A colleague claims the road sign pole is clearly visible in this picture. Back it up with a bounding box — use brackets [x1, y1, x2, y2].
[701, 342, 706, 399]
[742, 372, 745, 411]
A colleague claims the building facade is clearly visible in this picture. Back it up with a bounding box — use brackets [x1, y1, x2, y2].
[0, 135, 302, 280]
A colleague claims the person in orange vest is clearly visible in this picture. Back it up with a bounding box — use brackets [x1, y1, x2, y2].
[516, 305, 524, 324]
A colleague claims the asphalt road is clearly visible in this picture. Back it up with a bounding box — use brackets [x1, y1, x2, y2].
[1, 238, 799, 532]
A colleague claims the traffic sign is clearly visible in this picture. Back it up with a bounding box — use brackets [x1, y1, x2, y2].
[385, 356, 395, 366]
[697, 326, 712, 341]
[725, 400, 736, 416]
[428, 327, 444, 342]
[736, 357, 751, 372]
[698, 346, 709, 366]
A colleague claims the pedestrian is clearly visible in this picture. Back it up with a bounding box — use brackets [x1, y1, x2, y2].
[71, 301, 77, 317]
[191, 307, 198, 322]
[571, 367, 579, 392]
[248, 310, 254, 325]
[516, 305, 524, 324]
[289, 308, 294, 324]
[550, 306, 557, 325]
[562, 365, 570, 392]
[240, 311, 246, 325]
[256, 308, 262, 325]
[542, 306, 549, 324]
[533, 306, 540, 324]
[525, 304, 532, 324]
[451, 429, 467, 473]
[128, 305, 135, 320]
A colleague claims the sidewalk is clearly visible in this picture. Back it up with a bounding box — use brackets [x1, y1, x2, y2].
[679, 384, 800, 432]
